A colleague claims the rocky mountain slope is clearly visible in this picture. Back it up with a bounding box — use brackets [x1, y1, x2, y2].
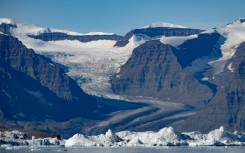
[0, 33, 97, 121]
[176, 42, 245, 132]
[111, 40, 212, 106]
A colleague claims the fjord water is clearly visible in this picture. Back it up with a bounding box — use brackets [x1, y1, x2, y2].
[1, 147, 245, 153]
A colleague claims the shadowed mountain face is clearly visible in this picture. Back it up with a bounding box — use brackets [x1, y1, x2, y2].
[111, 40, 212, 106]
[173, 32, 223, 68]
[176, 42, 245, 132]
[0, 34, 97, 121]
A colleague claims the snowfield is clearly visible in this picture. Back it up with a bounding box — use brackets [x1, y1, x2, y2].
[1, 127, 245, 149]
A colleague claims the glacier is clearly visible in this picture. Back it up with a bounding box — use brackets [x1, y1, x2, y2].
[0, 18, 146, 99]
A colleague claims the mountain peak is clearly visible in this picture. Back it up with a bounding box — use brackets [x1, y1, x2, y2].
[234, 18, 245, 24]
[142, 22, 187, 29]
[225, 18, 245, 27]
[0, 18, 16, 25]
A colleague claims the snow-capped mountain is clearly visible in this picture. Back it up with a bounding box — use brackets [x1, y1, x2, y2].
[0, 18, 115, 36]
[1, 18, 245, 135]
[0, 18, 203, 100]
[0, 18, 136, 99]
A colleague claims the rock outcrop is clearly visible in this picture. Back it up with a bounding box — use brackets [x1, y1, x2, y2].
[29, 32, 123, 42]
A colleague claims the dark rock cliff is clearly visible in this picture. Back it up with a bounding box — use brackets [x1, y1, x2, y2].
[111, 40, 212, 106]
[176, 42, 245, 132]
[114, 27, 203, 47]
[0, 34, 97, 121]
[0, 23, 17, 35]
[29, 32, 123, 42]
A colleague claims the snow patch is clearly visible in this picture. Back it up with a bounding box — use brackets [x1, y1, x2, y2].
[83, 32, 115, 35]
[228, 63, 234, 72]
[143, 22, 187, 29]
[0, 18, 15, 25]
[160, 34, 197, 47]
[202, 77, 209, 81]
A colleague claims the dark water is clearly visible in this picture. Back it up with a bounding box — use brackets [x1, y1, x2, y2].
[0, 146, 245, 153]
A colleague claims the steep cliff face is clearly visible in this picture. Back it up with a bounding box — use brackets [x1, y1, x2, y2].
[29, 32, 123, 42]
[173, 32, 223, 68]
[0, 34, 97, 121]
[111, 40, 212, 105]
[114, 27, 203, 47]
[176, 42, 245, 132]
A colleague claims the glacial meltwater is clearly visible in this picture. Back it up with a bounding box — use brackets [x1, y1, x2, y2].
[0, 147, 245, 153]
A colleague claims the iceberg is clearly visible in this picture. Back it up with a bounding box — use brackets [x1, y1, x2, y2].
[65, 126, 245, 147]
[1, 126, 245, 149]
[0, 130, 65, 149]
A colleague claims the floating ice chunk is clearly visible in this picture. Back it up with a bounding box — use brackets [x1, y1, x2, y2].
[65, 126, 245, 147]
[204, 126, 241, 146]
[105, 129, 121, 142]
[65, 134, 97, 147]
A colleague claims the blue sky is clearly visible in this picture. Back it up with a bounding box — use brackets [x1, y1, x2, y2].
[0, 0, 244, 35]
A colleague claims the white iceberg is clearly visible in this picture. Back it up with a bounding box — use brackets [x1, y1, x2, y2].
[65, 126, 245, 147]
